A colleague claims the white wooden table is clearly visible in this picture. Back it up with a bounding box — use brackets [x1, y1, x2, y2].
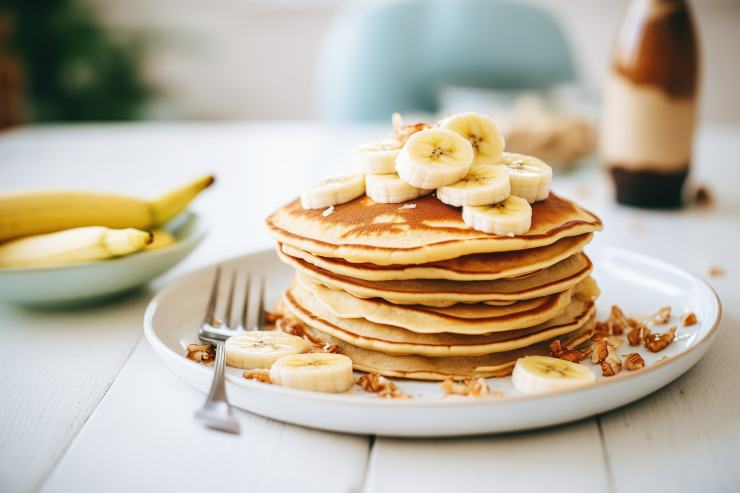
[1, 122, 738, 493]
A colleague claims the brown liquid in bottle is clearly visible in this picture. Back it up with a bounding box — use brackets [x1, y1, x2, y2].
[601, 0, 699, 208]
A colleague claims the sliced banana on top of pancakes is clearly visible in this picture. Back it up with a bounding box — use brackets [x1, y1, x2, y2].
[462, 195, 533, 236]
[395, 128, 474, 189]
[437, 164, 511, 207]
[498, 152, 553, 204]
[299, 112, 555, 237]
[300, 174, 365, 210]
[439, 112, 505, 166]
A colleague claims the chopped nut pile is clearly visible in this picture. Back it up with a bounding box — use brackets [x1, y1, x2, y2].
[357, 373, 412, 399]
[587, 303, 685, 377]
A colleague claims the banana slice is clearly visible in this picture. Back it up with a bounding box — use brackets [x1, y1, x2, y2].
[439, 112, 505, 165]
[462, 195, 532, 236]
[498, 153, 552, 203]
[365, 173, 433, 204]
[352, 139, 403, 174]
[395, 128, 474, 189]
[437, 164, 511, 207]
[300, 175, 365, 210]
[511, 356, 595, 394]
[270, 353, 354, 393]
[225, 331, 310, 370]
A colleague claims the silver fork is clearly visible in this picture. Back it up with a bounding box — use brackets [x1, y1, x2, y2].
[194, 266, 265, 434]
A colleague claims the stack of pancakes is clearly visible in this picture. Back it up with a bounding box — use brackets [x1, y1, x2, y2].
[266, 193, 603, 380]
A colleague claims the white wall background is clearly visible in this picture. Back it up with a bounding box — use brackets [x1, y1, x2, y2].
[86, 0, 740, 124]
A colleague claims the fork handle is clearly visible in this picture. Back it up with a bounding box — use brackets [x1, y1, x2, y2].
[195, 341, 240, 434]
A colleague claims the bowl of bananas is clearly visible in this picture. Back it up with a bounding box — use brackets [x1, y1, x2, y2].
[0, 175, 213, 307]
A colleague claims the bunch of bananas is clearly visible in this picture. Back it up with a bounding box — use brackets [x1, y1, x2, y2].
[0, 175, 214, 268]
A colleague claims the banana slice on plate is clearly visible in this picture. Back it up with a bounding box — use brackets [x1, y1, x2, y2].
[511, 355, 595, 394]
[498, 153, 552, 203]
[270, 353, 354, 393]
[300, 175, 365, 210]
[395, 128, 474, 189]
[365, 173, 433, 204]
[437, 164, 511, 207]
[225, 331, 310, 370]
[439, 112, 505, 165]
[352, 139, 402, 174]
[462, 195, 532, 236]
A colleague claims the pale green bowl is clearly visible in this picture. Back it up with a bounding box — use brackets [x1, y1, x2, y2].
[0, 212, 207, 308]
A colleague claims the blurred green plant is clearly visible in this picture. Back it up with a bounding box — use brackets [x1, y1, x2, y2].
[1, 0, 150, 121]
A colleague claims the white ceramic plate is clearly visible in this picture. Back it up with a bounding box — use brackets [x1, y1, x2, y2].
[0, 212, 207, 307]
[144, 246, 721, 437]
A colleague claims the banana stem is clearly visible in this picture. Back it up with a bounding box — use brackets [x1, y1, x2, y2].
[149, 175, 215, 226]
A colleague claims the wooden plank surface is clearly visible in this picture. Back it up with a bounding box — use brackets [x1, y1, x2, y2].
[0, 294, 148, 493]
[40, 339, 371, 493]
[366, 420, 610, 493]
[1, 124, 739, 493]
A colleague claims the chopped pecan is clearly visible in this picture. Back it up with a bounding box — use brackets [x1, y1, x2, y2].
[186, 343, 214, 364]
[276, 317, 323, 346]
[605, 335, 624, 349]
[623, 353, 645, 371]
[608, 305, 629, 335]
[549, 340, 589, 363]
[650, 306, 672, 325]
[243, 369, 271, 383]
[681, 312, 698, 327]
[321, 343, 340, 354]
[694, 185, 713, 207]
[644, 326, 676, 352]
[591, 339, 609, 364]
[309, 342, 341, 354]
[627, 323, 646, 346]
[357, 373, 411, 399]
[591, 321, 609, 341]
[263, 310, 281, 325]
[439, 377, 493, 399]
[600, 343, 622, 377]
[392, 113, 430, 144]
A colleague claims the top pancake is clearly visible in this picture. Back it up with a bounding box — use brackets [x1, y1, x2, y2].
[266, 193, 602, 265]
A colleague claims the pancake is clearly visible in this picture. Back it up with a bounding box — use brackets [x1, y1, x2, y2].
[281, 233, 592, 282]
[279, 248, 593, 306]
[298, 275, 592, 335]
[285, 280, 595, 357]
[266, 193, 602, 265]
[282, 310, 596, 380]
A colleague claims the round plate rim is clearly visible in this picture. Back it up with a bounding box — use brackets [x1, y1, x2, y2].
[143, 245, 722, 408]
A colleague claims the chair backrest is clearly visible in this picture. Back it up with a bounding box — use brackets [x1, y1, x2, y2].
[316, 0, 578, 122]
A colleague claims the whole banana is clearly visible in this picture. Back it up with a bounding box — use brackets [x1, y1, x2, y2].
[0, 226, 153, 268]
[0, 174, 214, 241]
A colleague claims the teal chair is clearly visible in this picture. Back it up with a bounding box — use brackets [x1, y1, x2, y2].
[316, 0, 578, 122]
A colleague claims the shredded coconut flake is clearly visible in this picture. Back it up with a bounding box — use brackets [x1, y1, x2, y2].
[322, 205, 334, 217]
[399, 203, 416, 210]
